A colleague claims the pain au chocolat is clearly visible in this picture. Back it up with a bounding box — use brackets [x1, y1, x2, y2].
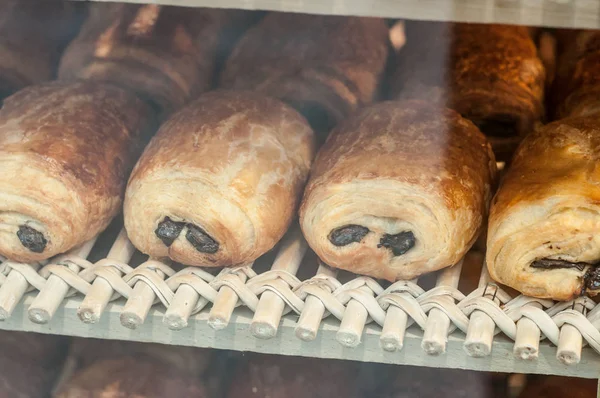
[219, 13, 389, 138]
[300, 100, 496, 281]
[0, 81, 154, 263]
[552, 29, 600, 119]
[59, 2, 255, 118]
[390, 22, 545, 160]
[487, 115, 600, 301]
[124, 91, 315, 267]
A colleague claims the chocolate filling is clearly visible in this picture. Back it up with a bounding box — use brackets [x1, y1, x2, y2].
[155, 217, 185, 247]
[17, 225, 47, 253]
[473, 114, 518, 137]
[378, 231, 416, 256]
[328, 225, 370, 247]
[585, 267, 600, 292]
[531, 258, 590, 272]
[186, 224, 219, 254]
[531, 258, 600, 295]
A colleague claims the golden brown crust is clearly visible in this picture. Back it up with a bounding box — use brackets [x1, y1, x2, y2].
[391, 22, 545, 159]
[219, 13, 389, 136]
[0, 81, 154, 262]
[59, 3, 255, 118]
[487, 115, 600, 300]
[300, 100, 496, 281]
[551, 30, 600, 119]
[124, 90, 315, 267]
[0, 0, 82, 97]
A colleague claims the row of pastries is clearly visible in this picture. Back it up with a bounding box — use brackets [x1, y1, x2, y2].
[0, 1, 599, 301]
[1, 328, 593, 398]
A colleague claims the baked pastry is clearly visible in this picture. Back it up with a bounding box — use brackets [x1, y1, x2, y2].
[124, 91, 315, 267]
[487, 115, 600, 300]
[0, 81, 154, 263]
[226, 354, 361, 398]
[220, 13, 389, 137]
[390, 22, 545, 160]
[517, 376, 595, 398]
[551, 29, 600, 119]
[300, 100, 496, 281]
[0, 0, 82, 98]
[59, 3, 256, 118]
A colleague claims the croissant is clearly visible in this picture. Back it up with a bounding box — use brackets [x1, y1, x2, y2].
[0, 81, 154, 263]
[300, 100, 496, 281]
[59, 3, 255, 118]
[124, 91, 315, 267]
[390, 22, 545, 160]
[487, 115, 600, 300]
[220, 13, 389, 137]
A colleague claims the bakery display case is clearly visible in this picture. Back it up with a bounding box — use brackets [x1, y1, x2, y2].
[2, 0, 600, 397]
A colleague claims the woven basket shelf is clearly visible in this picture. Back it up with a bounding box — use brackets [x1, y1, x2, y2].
[0, 222, 599, 379]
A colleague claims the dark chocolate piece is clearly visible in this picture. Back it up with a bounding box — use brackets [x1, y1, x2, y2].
[328, 225, 370, 246]
[186, 224, 219, 254]
[155, 217, 185, 247]
[531, 258, 589, 272]
[378, 231, 416, 256]
[585, 267, 600, 292]
[473, 114, 518, 137]
[17, 225, 47, 253]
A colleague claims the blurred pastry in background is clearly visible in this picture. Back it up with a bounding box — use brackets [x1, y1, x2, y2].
[551, 29, 600, 119]
[220, 12, 390, 140]
[390, 21, 545, 161]
[56, 339, 213, 398]
[59, 3, 257, 118]
[517, 375, 595, 398]
[225, 353, 363, 398]
[0, 0, 83, 99]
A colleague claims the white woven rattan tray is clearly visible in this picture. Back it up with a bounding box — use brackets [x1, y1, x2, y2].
[1, 221, 600, 379]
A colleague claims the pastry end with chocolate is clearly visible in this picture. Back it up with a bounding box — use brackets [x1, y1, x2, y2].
[17, 225, 47, 253]
[186, 224, 219, 254]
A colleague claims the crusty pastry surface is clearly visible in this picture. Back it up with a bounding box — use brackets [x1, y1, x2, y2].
[390, 22, 545, 160]
[220, 13, 389, 135]
[0, 81, 154, 262]
[300, 100, 496, 281]
[487, 115, 600, 300]
[124, 90, 315, 267]
[59, 2, 254, 118]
